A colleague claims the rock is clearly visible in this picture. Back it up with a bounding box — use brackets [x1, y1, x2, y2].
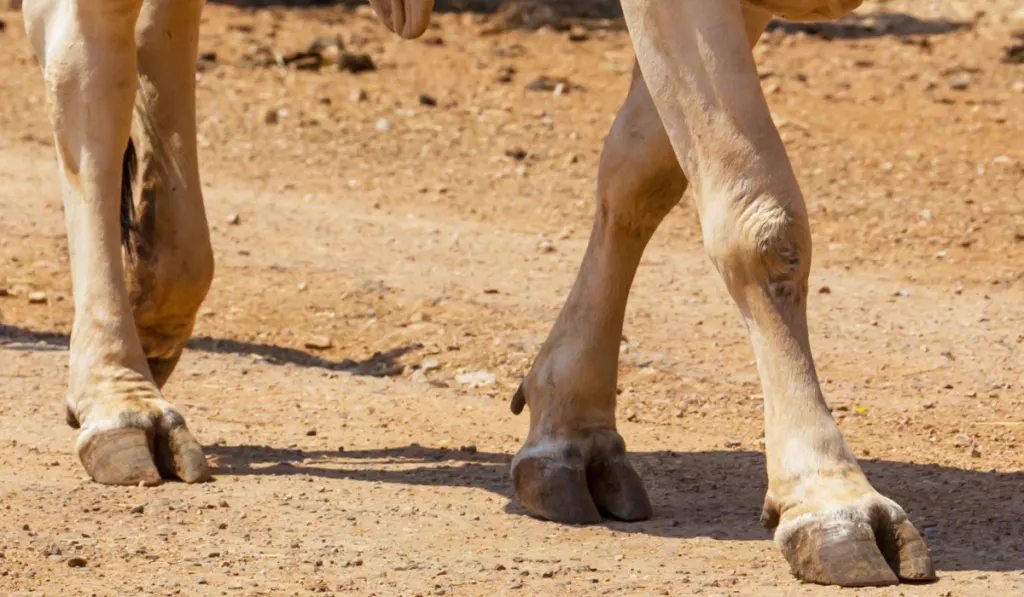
[455, 371, 495, 388]
[226, 213, 240, 225]
[196, 577, 207, 585]
[304, 336, 333, 350]
[281, 50, 323, 71]
[971, 446, 982, 458]
[349, 88, 368, 102]
[567, 27, 588, 42]
[130, 504, 145, 515]
[953, 434, 973, 447]
[306, 428, 317, 437]
[922, 401, 935, 409]
[337, 52, 376, 74]
[42, 544, 61, 556]
[48, 555, 63, 563]
[459, 444, 477, 454]
[196, 51, 217, 73]
[418, 94, 438, 107]
[496, 66, 516, 83]
[67, 557, 87, 568]
[263, 108, 279, 125]
[422, 359, 440, 371]
[505, 147, 528, 161]
[818, 285, 831, 294]
[27, 291, 47, 304]
[947, 71, 971, 91]
[525, 75, 579, 94]
[724, 439, 742, 448]
[537, 239, 555, 253]
[376, 118, 392, 132]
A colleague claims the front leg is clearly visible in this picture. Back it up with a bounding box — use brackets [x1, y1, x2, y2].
[620, 0, 934, 586]
[511, 63, 686, 523]
[23, 0, 208, 485]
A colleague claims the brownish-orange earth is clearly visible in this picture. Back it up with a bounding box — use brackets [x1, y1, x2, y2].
[1, 1, 1022, 595]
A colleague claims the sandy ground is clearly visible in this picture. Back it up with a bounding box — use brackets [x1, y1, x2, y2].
[1, 1, 1023, 595]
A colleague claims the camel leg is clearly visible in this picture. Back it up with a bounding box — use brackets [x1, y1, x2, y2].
[618, 0, 934, 586]
[23, 0, 209, 485]
[511, 6, 775, 525]
[128, 0, 214, 388]
[510, 60, 686, 523]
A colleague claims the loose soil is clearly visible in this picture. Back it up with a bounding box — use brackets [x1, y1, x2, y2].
[1, 1, 1022, 595]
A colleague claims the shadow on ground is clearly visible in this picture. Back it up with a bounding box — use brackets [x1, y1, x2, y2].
[208, 0, 974, 40]
[206, 442, 1024, 574]
[0, 324, 418, 376]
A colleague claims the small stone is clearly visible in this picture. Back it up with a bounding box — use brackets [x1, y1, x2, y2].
[818, 285, 831, 294]
[43, 544, 61, 556]
[505, 147, 527, 160]
[422, 359, 440, 371]
[724, 439, 742, 448]
[537, 239, 555, 253]
[196, 577, 207, 585]
[304, 336, 333, 350]
[567, 28, 588, 42]
[507, 581, 523, 590]
[226, 213, 240, 225]
[219, 500, 229, 508]
[263, 108, 279, 125]
[67, 557, 87, 568]
[922, 401, 935, 409]
[947, 71, 971, 91]
[455, 370, 495, 388]
[49, 555, 64, 563]
[337, 52, 376, 73]
[27, 291, 47, 304]
[459, 444, 477, 454]
[376, 118, 392, 132]
[306, 428, 317, 437]
[953, 434, 973, 447]
[971, 446, 982, 458]
[418, 94, 438, 107]
[349, 87, 368, 102]
[494, 564, 506, 571]
[130, 504, 145, 514]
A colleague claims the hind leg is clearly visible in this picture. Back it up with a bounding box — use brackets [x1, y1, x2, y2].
[510, 62, 685, 523]
[510, 7, 773, 525]
[23, 0, 208, 485]
[128, 0, 214, 387]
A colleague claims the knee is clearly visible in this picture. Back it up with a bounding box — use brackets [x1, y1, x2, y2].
[700, 182, 811, 298]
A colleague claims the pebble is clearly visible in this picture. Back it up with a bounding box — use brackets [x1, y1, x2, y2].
[263, 108, 279, 125]
[418, 94, 438, 107]
[971, 446, 982, 458]
[196, 577, 207, 585]
[27, 291, 47, 304]
[304, 336, 333, 350]
[376, 118, 392, 132]
[947, 71, 971, 90]
[226, 213, 240, 225]
[455, 370, 495, 388]
[817, 285, 831, 294]
[349, 88, 368, 102]
[130, 504, 145, 514]
[67, 557, 87, 568]
[422, 359, 440, 371]
[306, 428, 317, 437]
[922, 401, 935, 409]
[724, 439, 742, 448]
[337, 52, 376, 73]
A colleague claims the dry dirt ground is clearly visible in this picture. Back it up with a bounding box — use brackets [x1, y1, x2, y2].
[1, 1, 1023, 595]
